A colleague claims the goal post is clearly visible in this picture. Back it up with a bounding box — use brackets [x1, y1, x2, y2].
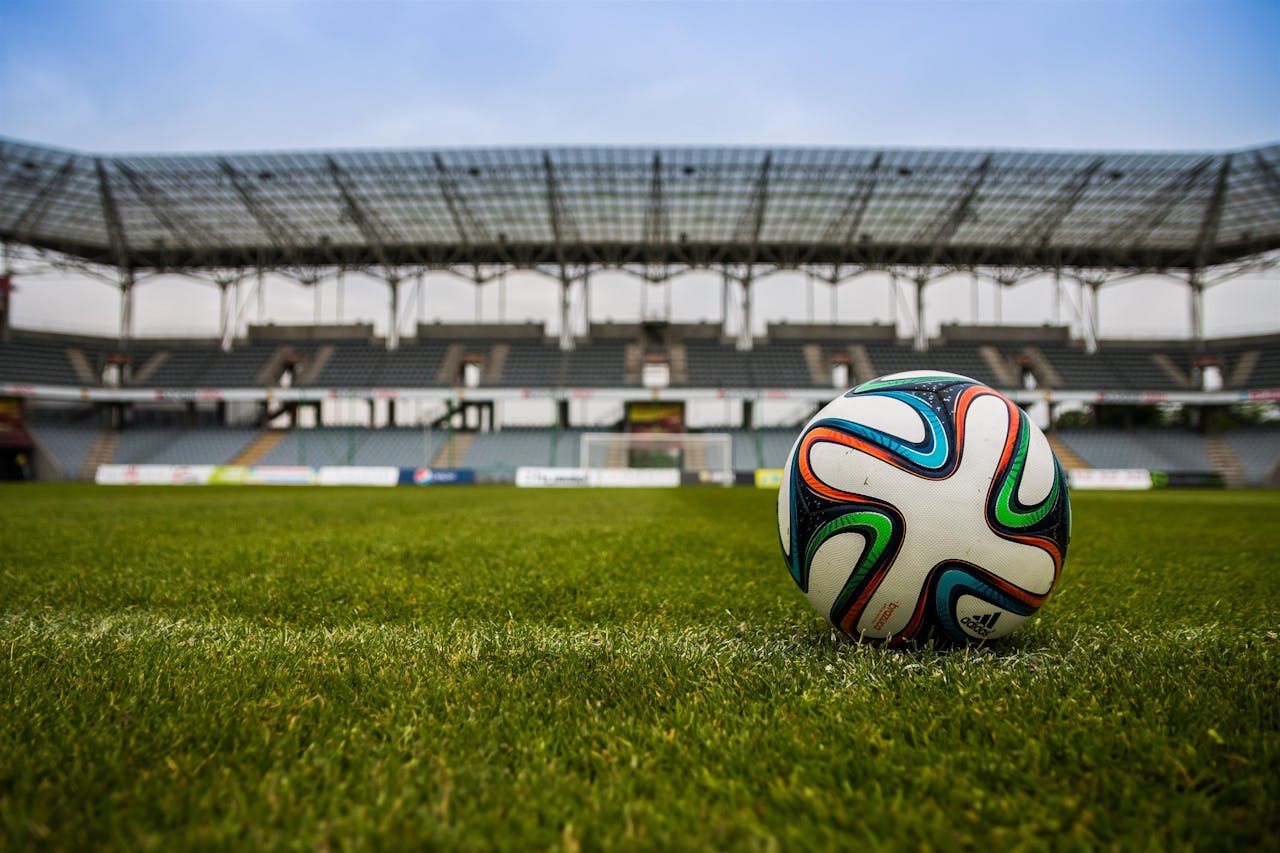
[579, 432, 735, 484]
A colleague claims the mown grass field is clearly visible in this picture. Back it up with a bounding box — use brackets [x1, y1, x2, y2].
[1, 484, 1278, 850]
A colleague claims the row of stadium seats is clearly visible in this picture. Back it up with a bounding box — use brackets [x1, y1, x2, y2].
[5, 329, 1278, 392]
[24, 422, 1279, 484]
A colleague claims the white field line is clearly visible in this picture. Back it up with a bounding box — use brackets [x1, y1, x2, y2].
[0, 610, 1249, 685]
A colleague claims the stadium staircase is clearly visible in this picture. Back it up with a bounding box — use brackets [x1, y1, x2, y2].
[1151, 352, 1192, 387]
[230, 430, 286, 466]
[79, 430, 118, 480]
[667, 343, 688, 384]
[1021, 347, 1064, 388]
[432, 432, 474, 468]
[802, 345, 829, 386]
[979, 346, 1019, 387]
[1045, 434, 1090, 471]
[848, 344, 877, 385]
[623, 342, 645, 384]
[1228, 350, 1260, 387]
[255, 347, 295, 385]
[66, 348, 99, 385]
[484, 343, 510, 382]
[1204, 435, 1249, 488]
[296, 345, 334, 385]
[436, 344, 465, 384]
[130, 351, 168, 384]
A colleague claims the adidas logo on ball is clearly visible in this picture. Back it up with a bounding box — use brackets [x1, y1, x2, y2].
[960, 612, 1002, 637]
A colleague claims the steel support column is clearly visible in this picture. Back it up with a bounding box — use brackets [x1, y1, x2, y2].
[119, 271, 135, 348]
[387, 277, 400, 350]
[257, 269, 266, 325]
[721, 270, 731, 339]
[558, 274, 573, 351]
[1052, 269, 1062, 325]
[1189, 273, 1205, 347]
[219, 281, 231, 352]
[737, 272, 753, 351]
[889, 272, 899, 327]
[582, 270, 591, 332]
[1086, 282, 1100, 354]
[913, 276, 928, 352]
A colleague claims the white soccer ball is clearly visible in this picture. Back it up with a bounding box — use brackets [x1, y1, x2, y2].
[778, 371, 1071, 644]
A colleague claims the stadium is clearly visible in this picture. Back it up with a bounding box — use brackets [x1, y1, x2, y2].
[3, 133, 1279, 848]
[2, 138, 1278, 486]
[4, 0, 1280, 839]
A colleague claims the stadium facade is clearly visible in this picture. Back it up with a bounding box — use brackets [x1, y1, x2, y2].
[0, 137, 1277, 484]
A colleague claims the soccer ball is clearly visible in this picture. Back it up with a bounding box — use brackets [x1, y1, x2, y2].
[778, 371, 1070, 644]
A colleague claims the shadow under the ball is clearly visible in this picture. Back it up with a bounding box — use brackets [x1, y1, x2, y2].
[786, 618, 1071, 661]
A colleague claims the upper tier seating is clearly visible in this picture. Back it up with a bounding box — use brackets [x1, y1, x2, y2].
[0, 338, 84, 386]
[1, 329, 1274, 392]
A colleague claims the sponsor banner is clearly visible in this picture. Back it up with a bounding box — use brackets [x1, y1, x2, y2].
[586, 468, 681, 488]
[516, 466, 588, 488]
[1067, 468, 1151, 490]
[755, 468, 785, 489]
[680, 469, 735, 487]
[96, 464, 216, 485]
[317, 466, 399, 487]
[245, 465, 317, 486]
[208, 465, 249, 485]
[399, 467, 476, 485]
[1161, 471, 1225, 489]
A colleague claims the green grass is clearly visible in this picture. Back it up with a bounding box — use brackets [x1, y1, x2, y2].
[1, 485, 1278, 850]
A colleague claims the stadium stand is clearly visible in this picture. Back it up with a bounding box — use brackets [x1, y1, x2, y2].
[921, 343, 1008, 389]
[678, 339, 751, 388]
[462, 427, 583, 472]
[26, 421, 101, 478]
[1223, 429, 1280, 486]
[304, 341, 384, 387]
[748, 342, 820, 389]
[0, 335, 86, 386]
[726, 428, 795, 470]
[114, 426, 260, 466]
[1217, 337, 1280, 390]
[563, 340, 628, 387]
[492, 339, 565, 387]
[378, 340, 452, 387]
[1055, 429, 1214, 472]
[257, 428, 445, 467]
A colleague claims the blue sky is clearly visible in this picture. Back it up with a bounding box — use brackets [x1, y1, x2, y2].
[0, 0, 1277, 343]
[3, 0, 1277, 152]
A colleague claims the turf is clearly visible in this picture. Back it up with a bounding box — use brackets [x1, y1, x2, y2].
[1, 485, 1278, 850]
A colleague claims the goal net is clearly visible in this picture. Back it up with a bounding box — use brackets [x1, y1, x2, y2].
[580, 432, 735, 485]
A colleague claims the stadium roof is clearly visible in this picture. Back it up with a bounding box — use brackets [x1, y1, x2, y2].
[2, 137, 1278, 276]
